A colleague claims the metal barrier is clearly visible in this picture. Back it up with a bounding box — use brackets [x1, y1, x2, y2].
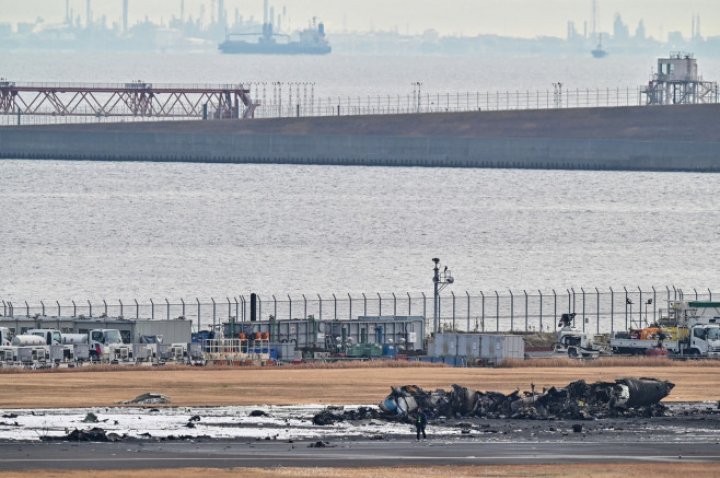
[1, 286, 714, 335]
[6, 82, 714, 126]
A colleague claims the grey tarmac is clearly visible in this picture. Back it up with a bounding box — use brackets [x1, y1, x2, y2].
[0, 440, 719, 471]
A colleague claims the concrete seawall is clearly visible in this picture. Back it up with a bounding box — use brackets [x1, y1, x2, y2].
[1, 105, 719, 171]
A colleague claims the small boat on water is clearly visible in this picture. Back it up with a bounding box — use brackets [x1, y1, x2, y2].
[591, 34, 608, 59]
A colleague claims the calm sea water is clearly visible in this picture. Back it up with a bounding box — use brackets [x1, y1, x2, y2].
[0, 52, 718, 301]
[1, 160, 718, 301]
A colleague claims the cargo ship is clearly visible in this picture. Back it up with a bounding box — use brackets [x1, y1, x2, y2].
[219, 21, 331, 55]
[591, 34, 608, 59]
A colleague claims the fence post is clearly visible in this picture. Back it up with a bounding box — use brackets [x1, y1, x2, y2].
[150, 299, 155, 320]
[652, 286, 657, 324]
[709, 288, 713, 301]
[135, 299, 139, 320]
[495, 290, 500, 332]
[451, 291, 456, 331]
[595, 288, 600, 334]
[523, 290, 528, 332]
[480, 291, 485, 332]
[88, 300, 93, 318]
[638, 286, 643, 328]
[407, 292, 412, 315]
[303, 294, 307, 320]
[509, 290, 514, 332]
[196, 298, 201, 332]
[41, 301, 45, 316]
[180, 298, 186, 319]
[552, 289, 557, 327]
[287, 294, 292, 320]
[118, 299, 123, 318]
[57, 300, 61, 317]
[377, 293, 382, 317]
[538, 290, 543, 332]
[211, 297, 217, 332]
[25, 301, 30, 317]
[318, 294, 322, 321]
[348, 293, 353, 320]
[332, 294, 337, 321]
[392, 292, 397, 317]
[362, 293, 367, 317]
[72, 300, 77, 318]
[610, 287, 614, 335]
[566, 289, 570, 314]
[623, 287, 629, 331]
[466, 291, 471, 332]
[581, 288, 586, 333]
[694, 288, 698, 301]
[234, 297, 239, 328]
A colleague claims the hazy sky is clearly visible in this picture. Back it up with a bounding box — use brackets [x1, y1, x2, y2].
[4, 0, 719, 38]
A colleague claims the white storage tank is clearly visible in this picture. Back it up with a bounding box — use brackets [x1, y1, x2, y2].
[12, 335, 46, 347]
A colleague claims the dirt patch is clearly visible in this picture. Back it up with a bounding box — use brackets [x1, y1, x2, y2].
[0, 365, 718, 408]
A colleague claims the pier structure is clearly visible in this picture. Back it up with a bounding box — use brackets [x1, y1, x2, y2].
[0, 80, 258, 122]
[643, 52, 719, 105]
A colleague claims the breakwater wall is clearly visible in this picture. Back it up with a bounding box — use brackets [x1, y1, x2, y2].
[1, 105, 719, 171]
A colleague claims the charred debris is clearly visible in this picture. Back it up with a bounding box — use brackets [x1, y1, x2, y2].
[313, 377, 674, 425]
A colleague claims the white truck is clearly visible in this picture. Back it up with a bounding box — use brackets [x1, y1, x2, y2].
[609, 300, 720, 357]
[610, 323, 720, 357]
[0, 327, 10, 346]
[554, 313, 606, 358]
[27, 329, 75, 362]
[8, 334, 51, 364]
[89, 329, 133, 362]
[62, 333, 91, 361]
[0, 327, 12, 362]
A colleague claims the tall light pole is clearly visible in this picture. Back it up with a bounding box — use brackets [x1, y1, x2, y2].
[412, 82, 423, 113]
[432, 258, 454, 335]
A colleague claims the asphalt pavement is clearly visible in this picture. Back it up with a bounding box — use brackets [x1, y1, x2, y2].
[1, 439, 719, 471]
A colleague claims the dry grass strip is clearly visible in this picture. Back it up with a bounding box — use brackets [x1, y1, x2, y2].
[0, 364, 718, 408]
[2, 464, 719, 478]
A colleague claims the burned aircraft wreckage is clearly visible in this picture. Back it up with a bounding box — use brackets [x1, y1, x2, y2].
[313, 378, 675, 425]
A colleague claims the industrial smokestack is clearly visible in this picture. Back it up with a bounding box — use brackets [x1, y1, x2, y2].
[122, 0, 128, 32]
[86, 0, 93, 28]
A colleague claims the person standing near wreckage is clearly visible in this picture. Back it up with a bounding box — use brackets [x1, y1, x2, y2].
[415, 408, 428, 440]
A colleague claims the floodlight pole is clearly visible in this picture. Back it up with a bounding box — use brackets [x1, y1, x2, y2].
[432, 257, 454, 335]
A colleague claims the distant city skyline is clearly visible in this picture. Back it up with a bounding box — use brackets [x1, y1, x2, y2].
[2, 0, 719, 39]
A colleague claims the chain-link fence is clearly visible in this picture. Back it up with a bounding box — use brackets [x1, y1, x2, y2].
[2, 286, 714, 335]
[252, 86, 651, 119]
[4, 83, 700, 126]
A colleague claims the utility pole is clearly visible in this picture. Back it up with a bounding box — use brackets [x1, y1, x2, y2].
[412, 82, 423, 113]
[432, 258, 454, 335]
